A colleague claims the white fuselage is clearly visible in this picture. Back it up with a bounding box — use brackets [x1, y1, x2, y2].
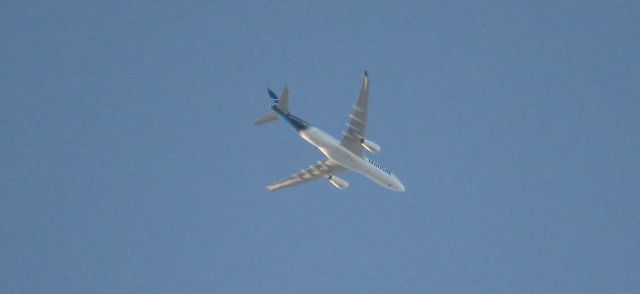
[299, 127, 405, 192]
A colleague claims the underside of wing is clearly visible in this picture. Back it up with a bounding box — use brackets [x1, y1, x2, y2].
[340, 72, 370, 157]
[267, 159, 345, 191]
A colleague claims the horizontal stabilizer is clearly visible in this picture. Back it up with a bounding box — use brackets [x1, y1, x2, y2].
[254, 111, 278, 125]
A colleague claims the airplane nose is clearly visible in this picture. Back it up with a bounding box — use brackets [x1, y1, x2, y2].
[391, 177, 405, 192]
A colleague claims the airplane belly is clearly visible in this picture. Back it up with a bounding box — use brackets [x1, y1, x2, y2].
[299, 127, 337, 149]
[299, 127, 404, 191]
[300, 128, 365, 171]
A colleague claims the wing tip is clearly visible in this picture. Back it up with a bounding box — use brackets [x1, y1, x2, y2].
[364, 70, 368, 77]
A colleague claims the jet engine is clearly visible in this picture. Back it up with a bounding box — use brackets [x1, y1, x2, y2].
[360, 139, 381, 153]
[328, 175, 349, 190]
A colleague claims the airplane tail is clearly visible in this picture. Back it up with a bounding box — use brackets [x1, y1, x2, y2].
[254, 111, 278, 125]
[254, 87, 290, 125]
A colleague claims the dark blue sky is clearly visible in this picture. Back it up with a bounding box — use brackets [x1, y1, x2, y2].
[2, 1, 639, 293]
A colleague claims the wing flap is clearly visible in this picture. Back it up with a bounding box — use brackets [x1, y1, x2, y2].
[266, 159, 345, 191]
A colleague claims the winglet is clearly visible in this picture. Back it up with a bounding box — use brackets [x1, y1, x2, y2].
[364, 70, 368, 77]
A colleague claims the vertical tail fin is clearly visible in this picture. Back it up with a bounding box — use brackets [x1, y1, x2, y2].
[270, 87, 290, 114]
[254, 87, 290, 125]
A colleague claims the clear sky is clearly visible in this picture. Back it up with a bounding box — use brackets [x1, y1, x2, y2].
[1, 1, 639, 293]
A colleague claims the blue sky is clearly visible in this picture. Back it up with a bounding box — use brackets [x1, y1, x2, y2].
[1, 1, 639, 293]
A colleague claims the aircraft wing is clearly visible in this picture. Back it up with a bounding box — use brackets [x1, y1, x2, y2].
[340, 72, 370, 157]
[267, 159, 345, 191]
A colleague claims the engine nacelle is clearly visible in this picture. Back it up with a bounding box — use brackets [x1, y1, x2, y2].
[328, 175, 349, 190]
[360, 139, 381, 153]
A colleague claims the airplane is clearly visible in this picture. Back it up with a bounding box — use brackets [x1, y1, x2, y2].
[254, 71, 405, 192]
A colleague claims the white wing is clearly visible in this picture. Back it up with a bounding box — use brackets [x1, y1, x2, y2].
[267, 159, 345, 191]
[340, 72, 369, 157]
